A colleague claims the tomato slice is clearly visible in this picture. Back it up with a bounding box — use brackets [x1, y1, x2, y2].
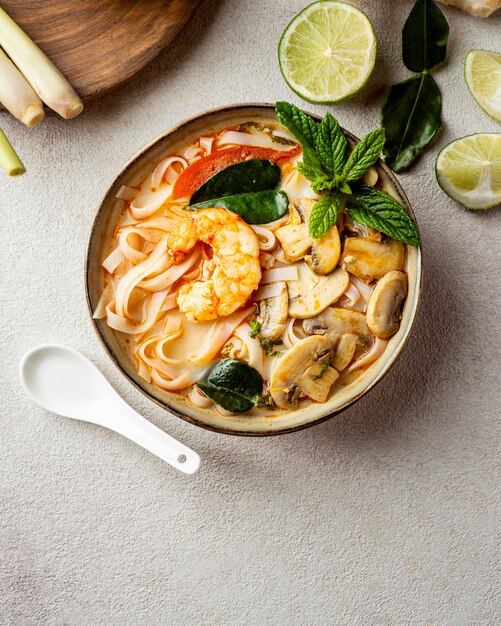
[172, 144, 301, 200]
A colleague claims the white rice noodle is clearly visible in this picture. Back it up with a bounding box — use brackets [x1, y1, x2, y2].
[150, 368, 193, 391]
[129, 186, 173, 220]
[272, 247, 289, 265]
[114, 238, 170, 317]
[251, 225, 276, 251]
[233, 323, 264, 376]
[283, 318, 305, 349]
[187, 307, 253, 366]
[262, 213, 291, 231]
[227, 337, 244, 360]
[263, 354, 280, 380]
[93, 280, 114, 319]
[102, 245, 124, 274]
[349, 275, 374, 302]
[216, 130, 298, 152]
[117, 228, 149, 264]
[161, 292, 179, 312]
[182, 144, 202, 160]
[259, 252, 276, 270]
[139, 247, 200, 292]
[199, 136, 214, 155]
[106, 290, 167, 335]
[151, 156, 188, 191]
[137, 334, 182, 379]
[281, 168, 321, 202]
[116, 185, 137, 201]
[343, 282, 362, 308]
[132, 216, 177, 233]
[137, 361, 151, 383]
[262, 266, 298, 284]
[349, 338, 388, 372]
[253, 282, 283, 302]
[189, 386, 213, 408]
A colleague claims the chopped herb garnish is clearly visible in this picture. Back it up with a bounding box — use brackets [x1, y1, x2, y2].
[221, 343, 233, 357]
[249, 320, 283, 357]
[315, 359, 331, 379]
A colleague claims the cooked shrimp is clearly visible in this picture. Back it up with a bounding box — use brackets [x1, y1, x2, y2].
[167, 208, 261, 322]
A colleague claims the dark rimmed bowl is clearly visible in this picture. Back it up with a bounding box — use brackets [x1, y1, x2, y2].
[85, 103, 422, 436]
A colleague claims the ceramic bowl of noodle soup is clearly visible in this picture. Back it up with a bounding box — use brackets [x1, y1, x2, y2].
[86, 104, 422, 436]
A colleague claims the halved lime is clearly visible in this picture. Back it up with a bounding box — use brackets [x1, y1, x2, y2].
[278, 1, 377, 104]
[464, 50, 501, 123]
[436, 134, 501, 210]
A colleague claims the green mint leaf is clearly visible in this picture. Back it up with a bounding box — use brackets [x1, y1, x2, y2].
[382, 72, 442, 172]
[338, 181, 352, 195]
[311, 175, 337, 193]
[308, 193, 343, 239]
[315, 113, 347, 176]
[275, 101, 323, 170]
[347, 185, 421, 245]
[296, 153, 325, 182]
[403, 0, 449, 73]
[342, 128, 385, 182]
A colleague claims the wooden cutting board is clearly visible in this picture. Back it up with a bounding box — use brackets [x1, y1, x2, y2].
[1, 0, 201, 101]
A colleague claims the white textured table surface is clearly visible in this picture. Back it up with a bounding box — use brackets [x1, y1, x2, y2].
[1, 2, 500, 624]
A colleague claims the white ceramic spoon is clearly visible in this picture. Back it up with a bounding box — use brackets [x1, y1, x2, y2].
[20, 344, 200, 474]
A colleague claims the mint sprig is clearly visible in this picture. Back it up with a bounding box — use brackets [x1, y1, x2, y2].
[275, 102, 414, 241]
[308, 193, 343, 239]
[347, 185, 421, 246]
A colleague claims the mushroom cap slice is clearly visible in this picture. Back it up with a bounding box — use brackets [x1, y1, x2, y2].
[287, 262, 349, 319]
[341, 237, 405, 283]
[255, 281, 288, 342]
[366, 270, 408, 339]
[299, 362, 339, 403]
[270, 335, 334, 409]
[275, 223, 312, 261]
[331, 333, 358, 371]
[303, 307, 370, 339]
[276, 198, 341, 274]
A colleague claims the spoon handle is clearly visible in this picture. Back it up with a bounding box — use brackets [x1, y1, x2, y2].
[104, 400, 200, 474]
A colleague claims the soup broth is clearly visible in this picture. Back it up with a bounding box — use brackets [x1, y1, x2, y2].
[95, 118, 412, 416]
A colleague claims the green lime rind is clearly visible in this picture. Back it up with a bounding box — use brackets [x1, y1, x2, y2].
[278, 0, 377, 105]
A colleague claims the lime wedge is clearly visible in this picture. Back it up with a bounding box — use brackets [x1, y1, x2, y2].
[464, 50, 501, 123]
[436, 134, 501, 210]
[278, 0, 377, 104]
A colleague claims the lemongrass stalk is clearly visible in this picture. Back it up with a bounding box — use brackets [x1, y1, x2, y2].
[0, 8, 83, 119]
[0, 48, 44, 127]
[0, 127, 25, 176]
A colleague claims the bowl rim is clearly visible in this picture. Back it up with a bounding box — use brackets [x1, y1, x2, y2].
[85, 102, 423, 437]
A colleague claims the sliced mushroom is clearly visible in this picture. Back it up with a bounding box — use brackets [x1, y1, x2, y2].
[331, 333, 358, 371]
[303, 307, 370, 339]
[366, 271, 408, 339]
[255, 281, 288, 342]
[288, 262, 349, 319]
[269, 335, 334, 409]
[341, 237, 405, 283]
[299, 362, 339, 403]
[276, 198, 340, 274]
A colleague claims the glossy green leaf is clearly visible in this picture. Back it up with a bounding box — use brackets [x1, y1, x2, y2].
[347, 185, 421, 245]
[403, 0, 449, 73]
[189, 190, 289, 224]
[315, 113, 347, 176]
[308, 192, 343, 239]
[190, 159, 280, 203]
[198, 359, 263, 413]
[382, 72, 442, 172]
